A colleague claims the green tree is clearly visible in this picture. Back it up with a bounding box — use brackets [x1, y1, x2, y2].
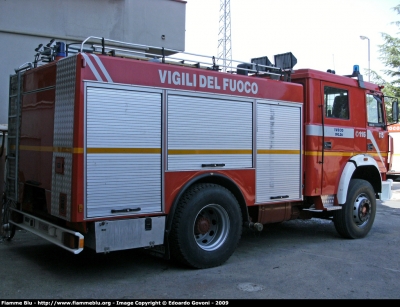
[371, 4, 400, 98]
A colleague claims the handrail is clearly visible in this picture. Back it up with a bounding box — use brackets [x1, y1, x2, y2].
[78, 36, 281, 77]
[15, 36, 285, 79]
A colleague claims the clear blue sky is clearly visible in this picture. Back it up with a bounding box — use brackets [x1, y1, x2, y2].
[184, 0, 399, 79]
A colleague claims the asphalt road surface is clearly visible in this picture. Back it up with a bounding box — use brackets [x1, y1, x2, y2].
[1, 184, 400, 300]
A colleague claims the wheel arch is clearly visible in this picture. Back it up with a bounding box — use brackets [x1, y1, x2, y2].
[165, 173, 249, 234]
[337, 154, 381, 205]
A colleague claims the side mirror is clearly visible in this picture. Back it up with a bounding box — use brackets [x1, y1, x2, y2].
[392, 100, 399, 123]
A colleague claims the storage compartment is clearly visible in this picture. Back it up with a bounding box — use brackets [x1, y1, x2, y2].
[85, 216, 166, 253]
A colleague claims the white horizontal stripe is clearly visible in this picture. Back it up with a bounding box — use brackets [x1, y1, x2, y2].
[306, 124, 354, 138]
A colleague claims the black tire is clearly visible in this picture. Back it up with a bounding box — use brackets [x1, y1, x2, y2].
[333, 179, 376, 239]
[1, 195, 16, 241]
[169, 183, 242, 269]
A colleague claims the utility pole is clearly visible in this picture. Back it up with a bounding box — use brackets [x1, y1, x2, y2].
[217, 0, 232, 72]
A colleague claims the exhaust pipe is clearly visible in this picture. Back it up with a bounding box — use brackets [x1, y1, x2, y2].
[244, 221, 263, 232]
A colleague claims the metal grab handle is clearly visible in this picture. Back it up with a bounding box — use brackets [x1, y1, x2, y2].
[111, 208, 141, 213]
[201, 163, 226, 167]
[270, 195, 289, 199]
[324, 142, 332, 149]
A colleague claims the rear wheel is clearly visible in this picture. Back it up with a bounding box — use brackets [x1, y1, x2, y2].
[333, 179, 376, 239]
[169, 183, 242, 269]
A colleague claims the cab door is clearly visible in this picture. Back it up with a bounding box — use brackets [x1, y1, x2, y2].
[321, 83, 361, 195]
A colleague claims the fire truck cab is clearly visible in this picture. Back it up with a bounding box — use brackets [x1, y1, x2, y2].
[292, 68, 392, 203]
[1, 37, 398, 269]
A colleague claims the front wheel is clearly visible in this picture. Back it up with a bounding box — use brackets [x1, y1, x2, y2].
[333, 179, 376, 239]
[169, 183, 242, 269]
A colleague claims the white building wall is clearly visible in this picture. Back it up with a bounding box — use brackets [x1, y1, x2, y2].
[0, 0, 186, 124]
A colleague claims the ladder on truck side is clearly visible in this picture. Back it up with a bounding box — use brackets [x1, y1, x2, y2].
[1, 70, 23, 240]
[6, 71, 22, 202]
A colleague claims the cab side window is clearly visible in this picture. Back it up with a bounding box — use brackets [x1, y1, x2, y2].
[366, 94, 383, 126]
[325, 87, 349, 119]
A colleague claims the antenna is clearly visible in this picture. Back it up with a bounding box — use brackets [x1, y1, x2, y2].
[332, 54, 336, 71]
[217, 0, 232, 72]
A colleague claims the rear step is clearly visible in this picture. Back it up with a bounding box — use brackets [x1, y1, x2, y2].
[9, 208, 84, 254]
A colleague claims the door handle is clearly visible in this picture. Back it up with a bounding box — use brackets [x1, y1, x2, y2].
[324, 142, 332, 149]
[367, 143, 374, 150]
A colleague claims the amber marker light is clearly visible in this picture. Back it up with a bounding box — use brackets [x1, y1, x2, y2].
[79, 238, 84, 249]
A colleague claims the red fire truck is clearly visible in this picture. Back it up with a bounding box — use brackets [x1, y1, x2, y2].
[1, 37, 398, 269]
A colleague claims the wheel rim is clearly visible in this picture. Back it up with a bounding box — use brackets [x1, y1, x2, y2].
[352, 193, 371, 227]
[193, 204, 230, 251]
